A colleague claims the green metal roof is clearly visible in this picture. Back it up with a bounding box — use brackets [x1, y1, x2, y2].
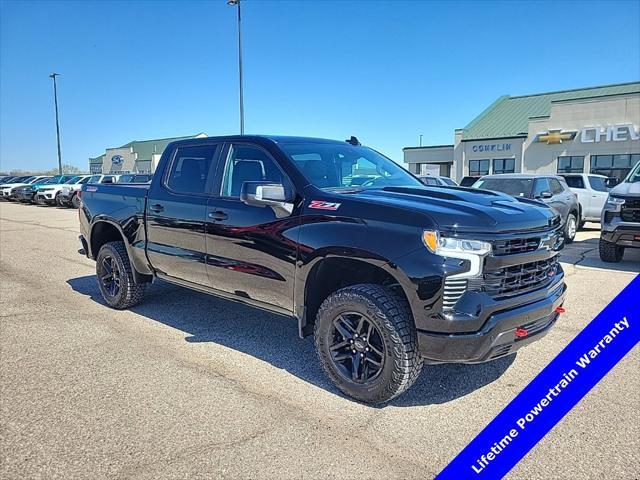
[461, 81, 640, 141]
[89, 154, 105, 164]
[121, 133, 206, 161]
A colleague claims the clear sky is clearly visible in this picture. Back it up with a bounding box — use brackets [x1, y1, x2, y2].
[1, 0, 639, 172]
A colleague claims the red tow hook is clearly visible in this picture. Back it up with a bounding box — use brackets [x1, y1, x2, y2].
[555, 306, 566, 314]
[514, 328, 529, 338]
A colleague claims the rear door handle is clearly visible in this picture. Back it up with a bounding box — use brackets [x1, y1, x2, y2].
[149, 203, 164, 213]
[208, 210, 228, 221]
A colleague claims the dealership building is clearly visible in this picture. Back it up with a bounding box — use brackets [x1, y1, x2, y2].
[89, 133, 207, 174]
[404, 82, 640, 183]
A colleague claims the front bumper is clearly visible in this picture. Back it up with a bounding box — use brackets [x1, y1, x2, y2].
[417, 277, 566, 363]
[35, 192, 56, 204]
[601, 225, 640, 249]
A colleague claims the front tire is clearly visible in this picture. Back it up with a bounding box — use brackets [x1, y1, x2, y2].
[96, 241, 145, 309]
[599, 238, 624, 263]
[71, 194, 80, 209]
[564, 213, 577, 243]
[55, 194, 64, 207]
[314, 284, 423, 404]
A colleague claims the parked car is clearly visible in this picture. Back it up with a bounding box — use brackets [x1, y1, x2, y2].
[1, 176, 51, 200]
[459, 175, 480, 187]
[13, 176, 58, 203]
[79, 135, 566, 404]
[472, 174, 580, 243]
[599, 162, 640, 262]
[33, 175, 78, 205]
[417, 175, 458, 187]
[36, 174, 116, 206]
[560, 173, 610, 227]
[117, 173, 153, 183]
[59, 175, 93, 208]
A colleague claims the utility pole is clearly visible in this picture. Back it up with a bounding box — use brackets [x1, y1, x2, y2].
[50, 73, 63, 174]
[227, 0, 245, 134]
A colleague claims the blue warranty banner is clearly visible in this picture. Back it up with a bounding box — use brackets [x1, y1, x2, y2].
[436, 275, 640, 480]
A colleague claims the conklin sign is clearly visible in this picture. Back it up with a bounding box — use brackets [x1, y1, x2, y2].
[535, 124, 640, 144]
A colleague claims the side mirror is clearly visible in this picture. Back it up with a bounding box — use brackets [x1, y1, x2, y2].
[240, 181, 294, 217]
[605, 177, 618, 188]
[537, 191, 553, 199]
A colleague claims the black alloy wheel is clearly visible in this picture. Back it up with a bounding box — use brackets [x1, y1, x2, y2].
[329, 312, 385, 383]
[314, 284, 423, 404]
[99, 255, 122, 298]
[95, 241, 145, 309]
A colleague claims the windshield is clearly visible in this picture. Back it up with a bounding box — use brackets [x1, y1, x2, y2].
[32, 177, 51, 185]
[281, 143, 422, 191]
[45, 175, 64, 184]
[626, 162, 640, 183]
[64, 176, 80, 184]
[472, 178, 534, 197]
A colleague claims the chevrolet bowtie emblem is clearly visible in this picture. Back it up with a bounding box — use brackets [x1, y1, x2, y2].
[535, 129, 577, 144]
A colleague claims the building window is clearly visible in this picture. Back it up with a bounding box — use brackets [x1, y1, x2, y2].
[590, 154, 640, 182]
[557, 156, 584, 173]
[492, 158, 515, 174]
[469, 159, 489, 176]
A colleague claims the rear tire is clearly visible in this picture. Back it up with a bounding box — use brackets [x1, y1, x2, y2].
[599, 238, 624, 263]
[564, 213, 577, 243]
[314, 284, 423, 404]
[96, 241, 145, 309]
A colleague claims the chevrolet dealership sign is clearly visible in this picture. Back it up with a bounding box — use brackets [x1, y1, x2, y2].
[536, 124, 639, 144]
[579, 124, 639, 143]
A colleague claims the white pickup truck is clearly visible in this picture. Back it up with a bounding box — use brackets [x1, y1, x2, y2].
[560, 173, 610, 227]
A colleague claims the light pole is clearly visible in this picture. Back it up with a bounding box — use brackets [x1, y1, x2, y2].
[227, 0, 245, 134]
[50, 73, 63, 174]
[419, 134, 423, 147]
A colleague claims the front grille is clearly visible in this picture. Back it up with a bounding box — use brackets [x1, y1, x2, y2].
[621, 198, 640, 222]
[442, 278, 468, 310]
[482, 256, 559, 298]
[493, 237, 541, 256]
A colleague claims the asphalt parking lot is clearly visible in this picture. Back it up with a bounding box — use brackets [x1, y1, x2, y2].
[1, 201, 638, 480]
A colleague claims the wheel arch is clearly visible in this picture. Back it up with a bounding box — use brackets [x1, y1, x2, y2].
[297, 254, 413, 337]
[89, 219, 152, 283]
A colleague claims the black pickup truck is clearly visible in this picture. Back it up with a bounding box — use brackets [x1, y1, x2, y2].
[79, 135, 566, 404]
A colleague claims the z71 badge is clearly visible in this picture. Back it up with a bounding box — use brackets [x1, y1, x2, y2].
[309, 200, 341, 211]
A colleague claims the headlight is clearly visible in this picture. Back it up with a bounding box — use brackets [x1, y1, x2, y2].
[605, 195, 625, 211]
[422, 230, 492, 256]
[423, 230, 491, 280]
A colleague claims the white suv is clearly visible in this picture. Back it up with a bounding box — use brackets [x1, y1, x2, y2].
[36, 174, 118, 206]
[59, 175, 93, 207]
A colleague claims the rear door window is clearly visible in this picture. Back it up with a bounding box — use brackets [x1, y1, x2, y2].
[563, 176, 585, 189]
[166, 144, 220, 195]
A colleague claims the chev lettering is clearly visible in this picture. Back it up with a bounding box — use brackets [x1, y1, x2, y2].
[580, 124, 640, 143]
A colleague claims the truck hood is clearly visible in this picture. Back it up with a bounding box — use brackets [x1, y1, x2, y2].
[353, 186, 558, 234]
[610, 181, 640, 197]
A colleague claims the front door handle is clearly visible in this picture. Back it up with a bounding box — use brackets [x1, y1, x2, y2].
[208, 210, 228, 221]
[149, 203, 164, 213]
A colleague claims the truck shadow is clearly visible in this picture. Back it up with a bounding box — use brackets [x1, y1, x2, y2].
[559, 236, 640, 273]
[67, 275, 515, 408]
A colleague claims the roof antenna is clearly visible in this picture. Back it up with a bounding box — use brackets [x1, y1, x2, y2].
[346, 136, 361, 146]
